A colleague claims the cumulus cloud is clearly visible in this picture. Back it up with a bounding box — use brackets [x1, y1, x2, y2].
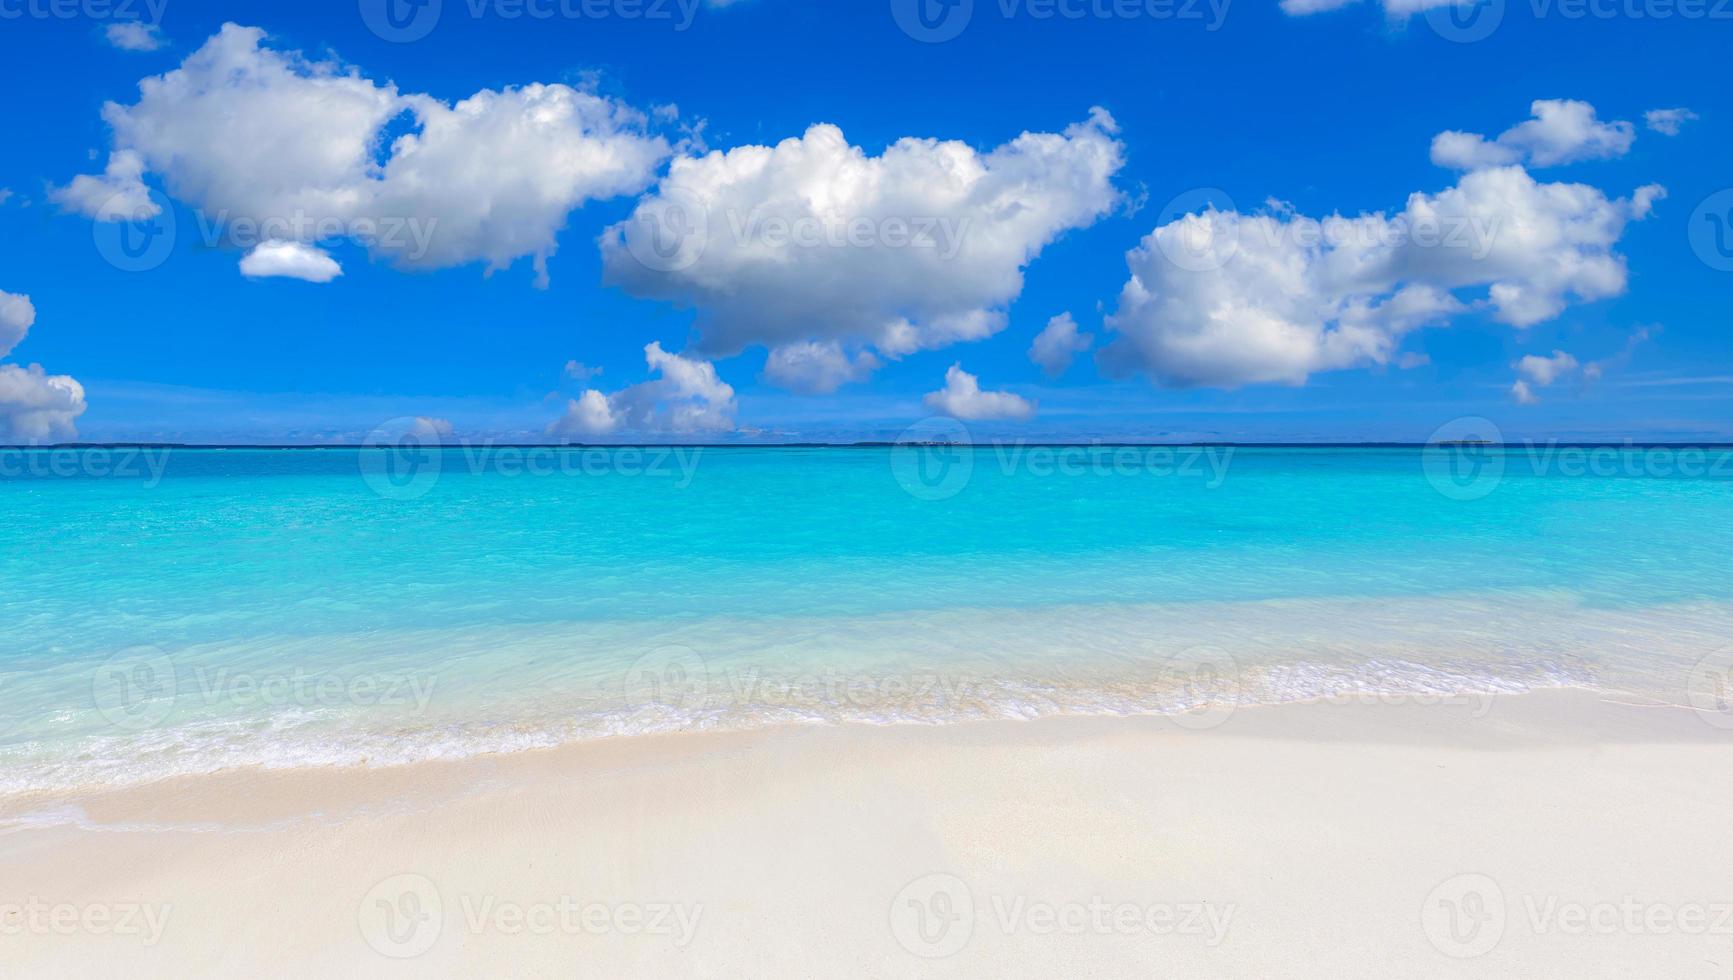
[1029, 312, 1093, 377]
[600, 109, 1124, 374]
[65, 23, 670, 285]
[408, 416, 453, 441]
[1509, 327, 1655, 402]
[239, 241, 342, 282]
[1644, 108, 1698, 136]
[1514, 349, 1580, 387]
[1099, 163, 1660, 388]
[0, 291, 87, 444]
[762, 341, 880, 394]
[104, 21, 165, 51]
[51, 150, 158, 221]
[550, 342, 735, 437]
[0, 289, 34, 359]
[923, 364, 1036, 421]
[563, 360, 602, 382]
[1431, 100, 1635, 170]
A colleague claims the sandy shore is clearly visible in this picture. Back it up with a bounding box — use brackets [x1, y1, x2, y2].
[3, 689, 1732, 978]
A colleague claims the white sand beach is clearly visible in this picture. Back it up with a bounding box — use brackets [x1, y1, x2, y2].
[3, 690, 1732, 978]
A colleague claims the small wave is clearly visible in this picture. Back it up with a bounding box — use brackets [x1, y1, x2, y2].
[0, 656, 1601, 797]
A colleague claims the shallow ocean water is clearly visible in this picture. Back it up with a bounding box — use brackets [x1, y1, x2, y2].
[2, 444, 1730, 792]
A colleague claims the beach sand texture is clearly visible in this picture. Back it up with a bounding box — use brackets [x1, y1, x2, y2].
[4, 690, 1731, 978]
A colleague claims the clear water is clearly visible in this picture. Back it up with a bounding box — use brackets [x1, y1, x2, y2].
[2, 444, 1730, 793]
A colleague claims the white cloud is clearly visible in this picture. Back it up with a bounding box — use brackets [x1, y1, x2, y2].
[0, 188, 12, 206]
[1644, 108, 1698, 136]
[0, 291, 86, 444]
[600, 109, 1124, 372]
[1508, 328, 1654, 402]
[0, 365, 87, 444]
[1029, 312, 1093, 377]
[555, 390, 620, 436]
[51, 150, 157, 221]
[1514, 349, 1580, 386]
[1100, 164, 1660, 388]
[67, 23, 670, 285]
[0, 289, 34, 359]
[239, 241, 342, 282]
[408, 416, 453, 441]
[563, 360, 602, 382]
[1431, 100, 1635, 170]
[550, 342, 736, 437]
[923, 364, 1036, 421]
[762, 341, 880, 394]
[104, 21, 165, 51]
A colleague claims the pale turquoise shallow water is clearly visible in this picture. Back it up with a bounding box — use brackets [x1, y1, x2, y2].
[1, 444, 1730, 793]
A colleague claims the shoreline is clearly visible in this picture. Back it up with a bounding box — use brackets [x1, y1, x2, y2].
[12, 587, 1730, 798]
[6, 690, 1733, 977]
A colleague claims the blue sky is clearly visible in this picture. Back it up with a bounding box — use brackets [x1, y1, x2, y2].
[0, 0, 1728, 443]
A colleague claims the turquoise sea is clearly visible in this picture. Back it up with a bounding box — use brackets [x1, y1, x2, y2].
[2, 443, 1731, 794]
